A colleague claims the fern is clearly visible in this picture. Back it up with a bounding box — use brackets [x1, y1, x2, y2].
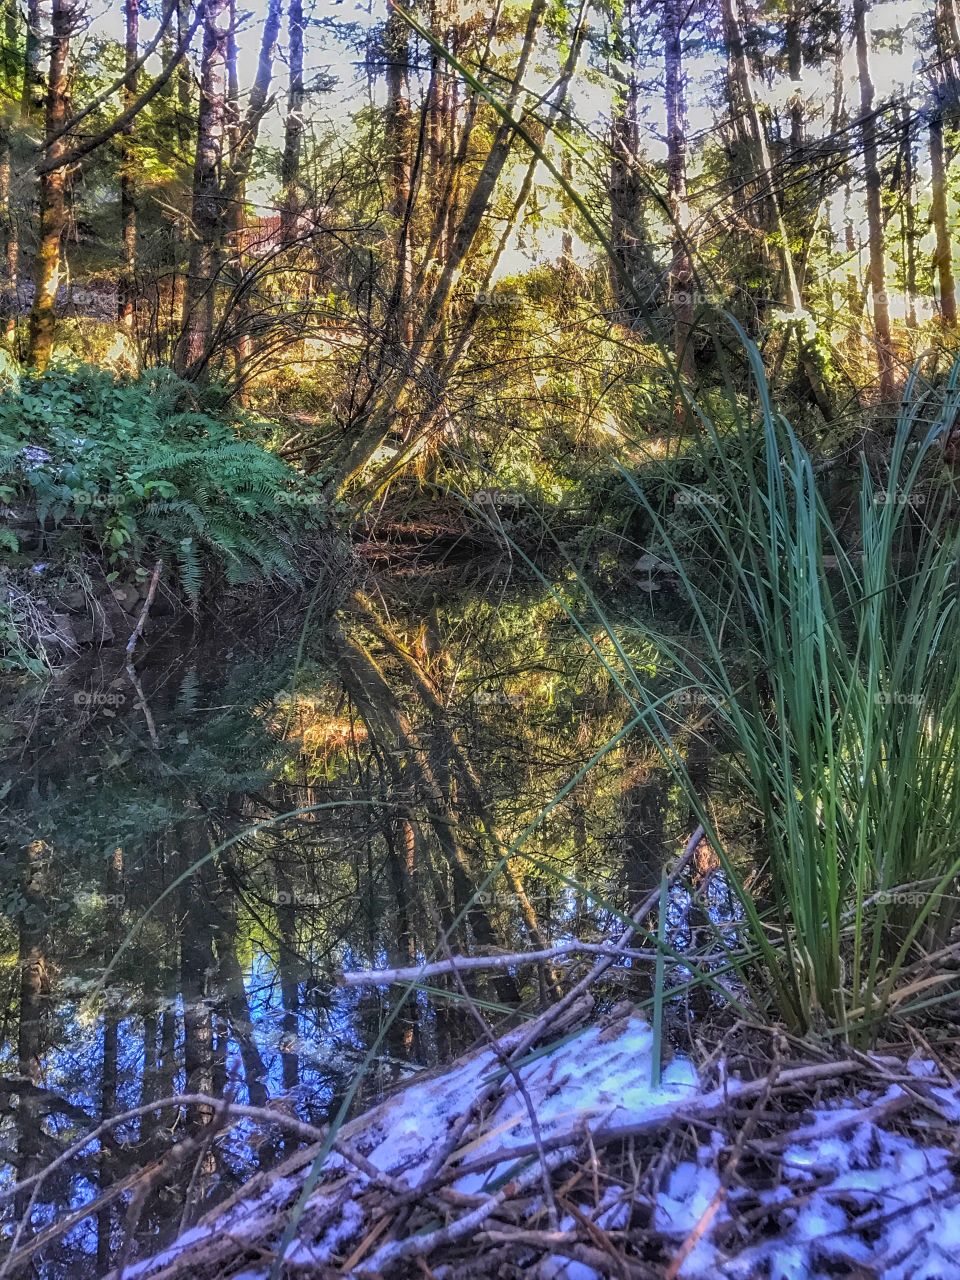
[0, 362, 327, 597]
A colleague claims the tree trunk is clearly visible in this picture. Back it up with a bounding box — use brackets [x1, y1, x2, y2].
[119, 0, 139, 331]
[20, 0, 43, 126]
[664, 0, 696, 381]
[176, 0, 193, 148]
[175, 0, 230, 377]
[722, 0, 832, 417]
[26, 0, 74, 371]
[220, 0, 281, 379]
[384, 0, 414, 347]
[853, 0, 895, 398]
[97, 848, 123, 1274]
[930, 108, 957, 325]
[1, 0, 19, 342]
[15, 843, 48, 1224]
[902, 103, 918, 328]
[280, 0, 304, 238]
[179, 829, 216, 1130]
[609, 0, 653, 322]
[785, 0, 805, 153]
[225, 0, 239, 165]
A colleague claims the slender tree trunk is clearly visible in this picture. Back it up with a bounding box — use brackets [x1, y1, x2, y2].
[20, 0, 43, 126]
[853, 0, 895, 398]
[179, 830, 216, 1130]
[280, 0, 304, 238]
[609, 0, 652, 321]
[664, 0, 696, 381]
[175, 0, 193, 147]
[930, 107, 957, 326]
[385, 0, 413, 347]
[722, 0, 832, 416]
[97, 849, 123, 1273]
[902, 104, 918, 328]
[27, 0, 74, 371]
[1, 0, 19, 341]
[275, 859, 300, 1103]
[15, 844, 47, 1224]
[785, 0, 805, 153]
[225, 0, 239, 165]
[119, 0, 139, 331]
[175, 0, 230, 376]
[219, 0, 280, 383]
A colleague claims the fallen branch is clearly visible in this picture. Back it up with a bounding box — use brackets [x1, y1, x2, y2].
[339, 940, 659, 986]
[442, 1058, 861, 1186]
[126, 559, 163, 660]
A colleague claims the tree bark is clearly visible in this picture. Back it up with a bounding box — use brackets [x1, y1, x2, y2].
[384, 0, 414, 347]
[175, 0, 230, 377]
[853, 0, 895, 398]
[722, 0, 832, 416]
[609, 0, 653, 322]
[220, 0, 281, 375]
[20, 0, 43, 127]
[1, 0, 19, 341]
[176, 0, 193, 148]
[280, 0, 305, 238]
[26, 0, 74, 371]
[664, 0, 696, 381]
[119, 0, 139, 331]
[902, 103, 918, 328]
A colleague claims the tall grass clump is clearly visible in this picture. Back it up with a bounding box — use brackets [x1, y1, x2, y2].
[614, 344, 960, 1041]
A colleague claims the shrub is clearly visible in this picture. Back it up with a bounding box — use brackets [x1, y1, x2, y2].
[0, 363, 326, 599]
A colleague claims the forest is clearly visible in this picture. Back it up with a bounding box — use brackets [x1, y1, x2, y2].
[2, 0, 960, 1276]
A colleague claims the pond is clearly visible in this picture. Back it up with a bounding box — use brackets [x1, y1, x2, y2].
[0, 563, 726, 1277]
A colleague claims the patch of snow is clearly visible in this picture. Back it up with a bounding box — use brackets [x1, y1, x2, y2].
[283, 1198, 364, 1265]
[123, 1017, 960, 1280]
[538, 1258, 601, 1280]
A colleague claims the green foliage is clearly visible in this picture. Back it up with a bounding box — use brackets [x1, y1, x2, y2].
[0, 363, 326, 599]
[613, 342, 960, 1040]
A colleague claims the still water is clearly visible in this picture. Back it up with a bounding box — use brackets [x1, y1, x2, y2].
[0, 566, 718, 1276]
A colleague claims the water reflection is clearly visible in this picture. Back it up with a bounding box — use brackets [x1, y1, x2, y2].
[0, 571, 719, 1276]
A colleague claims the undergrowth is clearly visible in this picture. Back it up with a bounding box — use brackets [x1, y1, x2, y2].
[0, 362, 326, 601]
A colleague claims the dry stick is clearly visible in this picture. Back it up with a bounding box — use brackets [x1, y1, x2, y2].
[412, 827, 705, 1200]
[340, 941, 661, 986]
[0, 1090, 409, 1270]
[480, 1233, 653, 1280]
[435, 912, 562, 1232]
[354, 1147, 570, 1278]
[126, 558, 163, 659]
[445, 1058, 861, 1185]
[114, 1117, 230, 1280]
[665, 1050, 782, 1280]
[746, 1088, 913, 1154]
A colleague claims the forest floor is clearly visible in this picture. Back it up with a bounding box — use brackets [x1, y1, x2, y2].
[104, 1003, 960, 1280]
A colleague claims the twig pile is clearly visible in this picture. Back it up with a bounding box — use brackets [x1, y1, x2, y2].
[86, 1015, 960, 1280]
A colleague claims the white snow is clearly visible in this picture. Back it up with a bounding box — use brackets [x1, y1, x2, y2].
[120, 1023, 960, 1280]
